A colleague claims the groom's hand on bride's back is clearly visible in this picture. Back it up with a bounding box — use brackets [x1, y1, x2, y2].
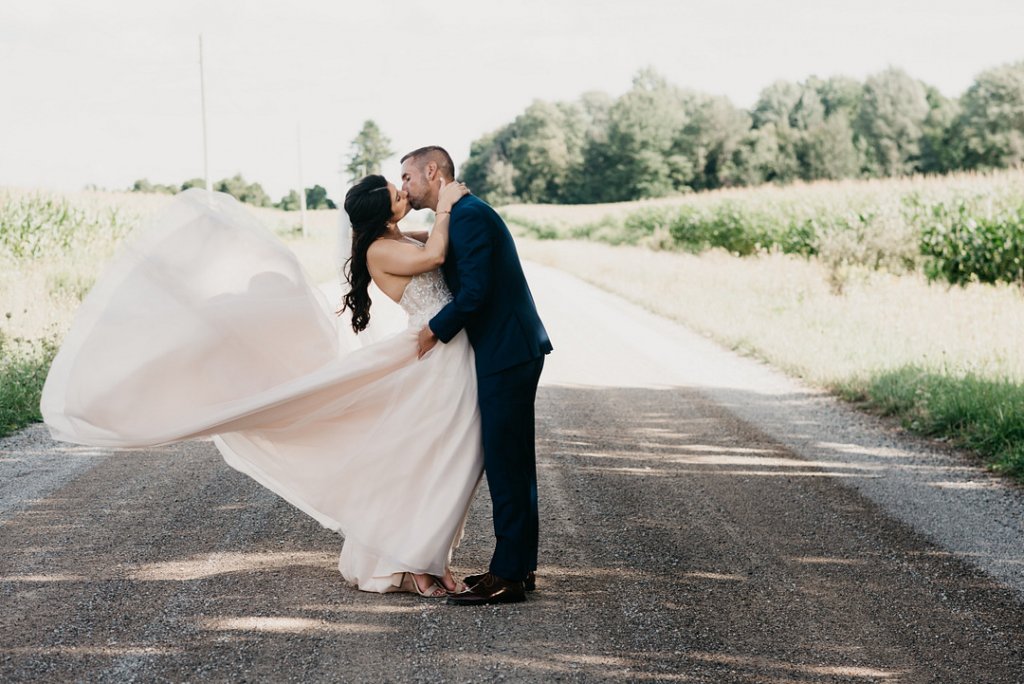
[417, 325, 439, 359]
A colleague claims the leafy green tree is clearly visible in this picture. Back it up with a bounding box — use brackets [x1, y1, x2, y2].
[584, 68, 691, 202]
[800, 114, 862, 180]
[503, 100, 586, 203]
[275, 185, 338, 211]
[463, 94, 606, 205]
[957, 61, 1024, 170]
[735, 123, 797, 185]
[576, 90, 614, 135]
[215, 174, 272, 207]
[459, 65, 980, 204]
[856, 67, 930, 176]
[745, 78, 862, 182]
[461, 128, 518, 205]
[130, 178, 177, 194]
[476, 156, 518, 206]
[744, 81, 804, 183]
[751, 80, 803, 129]
[180, 175, 270, 206]
[789, 82, 827, 131]
[802, 76, 865, 180]
[815, 76, 863, 119]
[346, 120, 394, 181]
[674, 94, 751, 189]
[918, 86, 962, 174]
[305, 184, 336, 210]
[276, 189, 301, 211]
[561, 91, 614, 202]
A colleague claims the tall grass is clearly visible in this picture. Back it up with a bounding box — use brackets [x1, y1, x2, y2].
[838, 369, 1024, 477]
[0, 194, 136, 259]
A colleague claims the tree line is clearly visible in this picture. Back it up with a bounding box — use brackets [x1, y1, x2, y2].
[128, 176, 337, 211]
[461, 62, 1024, 205]
[127, 120, 398, 211]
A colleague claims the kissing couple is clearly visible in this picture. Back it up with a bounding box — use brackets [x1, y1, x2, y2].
[41, 146, 553, 605]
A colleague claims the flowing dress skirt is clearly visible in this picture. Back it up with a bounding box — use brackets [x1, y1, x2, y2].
[40, 189, 483, 592]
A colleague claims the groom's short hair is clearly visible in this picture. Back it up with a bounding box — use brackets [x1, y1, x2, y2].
[401, 146, 455, 181]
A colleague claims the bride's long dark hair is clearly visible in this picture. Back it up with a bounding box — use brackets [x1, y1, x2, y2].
[341, 174, 392, 333]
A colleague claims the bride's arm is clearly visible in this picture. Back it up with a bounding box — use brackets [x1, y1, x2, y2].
[401, 229, 430, 243]
[367, 215, 449, 276]
[367, 182, 468, 276]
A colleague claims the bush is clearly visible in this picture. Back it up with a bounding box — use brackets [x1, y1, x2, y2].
[0, 331, 58, 437]
[617, 208, 675, 245]
[504, 214, 560, 240]
[919, 199, 1024, 287]
[776, 218, 818, 256]
[671, 204, 756, 254]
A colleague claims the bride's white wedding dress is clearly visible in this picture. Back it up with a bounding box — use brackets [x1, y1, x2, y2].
[40, 189, 483, 593]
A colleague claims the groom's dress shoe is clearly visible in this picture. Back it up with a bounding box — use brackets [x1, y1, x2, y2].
[447, 573, 525, 606]
[464, 570, 535, 592]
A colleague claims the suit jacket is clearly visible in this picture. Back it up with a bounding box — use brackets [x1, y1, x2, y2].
[429, 195, 552, 378]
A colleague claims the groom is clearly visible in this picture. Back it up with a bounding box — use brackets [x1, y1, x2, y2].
[402, 146, 552, 606]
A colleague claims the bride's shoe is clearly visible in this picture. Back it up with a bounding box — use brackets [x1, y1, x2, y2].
[438, 568, 466, 594]
[401, 572, 447, 598]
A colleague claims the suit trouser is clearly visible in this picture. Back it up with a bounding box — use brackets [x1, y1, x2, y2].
[477, 355, 544, 581]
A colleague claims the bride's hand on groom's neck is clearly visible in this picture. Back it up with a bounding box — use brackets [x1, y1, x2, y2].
[438, 180, 469, 213]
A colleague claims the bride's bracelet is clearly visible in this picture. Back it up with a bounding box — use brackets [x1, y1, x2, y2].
[436, 210, 451, 216]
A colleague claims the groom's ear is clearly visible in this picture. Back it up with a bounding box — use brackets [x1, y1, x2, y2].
[425, 162, 438, 181]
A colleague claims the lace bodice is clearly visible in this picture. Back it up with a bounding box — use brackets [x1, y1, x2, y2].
[398, 270, 452, 326]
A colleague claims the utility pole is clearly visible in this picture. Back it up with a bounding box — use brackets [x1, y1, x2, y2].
[297, 123, 307, 238]
[199, 35, 212, 195]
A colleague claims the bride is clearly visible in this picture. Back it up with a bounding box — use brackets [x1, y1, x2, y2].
[41, 176, 479, 598]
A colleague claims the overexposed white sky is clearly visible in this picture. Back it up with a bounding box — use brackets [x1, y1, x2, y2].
[2, 0, 1022, 200]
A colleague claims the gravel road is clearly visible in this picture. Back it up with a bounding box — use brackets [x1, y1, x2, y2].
[2, 262, 1023, 683]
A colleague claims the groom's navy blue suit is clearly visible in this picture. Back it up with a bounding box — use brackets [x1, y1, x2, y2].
[430, 194, 552, 582]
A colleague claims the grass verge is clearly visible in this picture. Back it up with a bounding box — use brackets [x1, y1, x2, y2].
[0, 333, 58, 437]
[838, 369, 1024, 479]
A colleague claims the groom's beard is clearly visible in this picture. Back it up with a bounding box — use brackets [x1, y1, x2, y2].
[409, 197, 430, 211]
